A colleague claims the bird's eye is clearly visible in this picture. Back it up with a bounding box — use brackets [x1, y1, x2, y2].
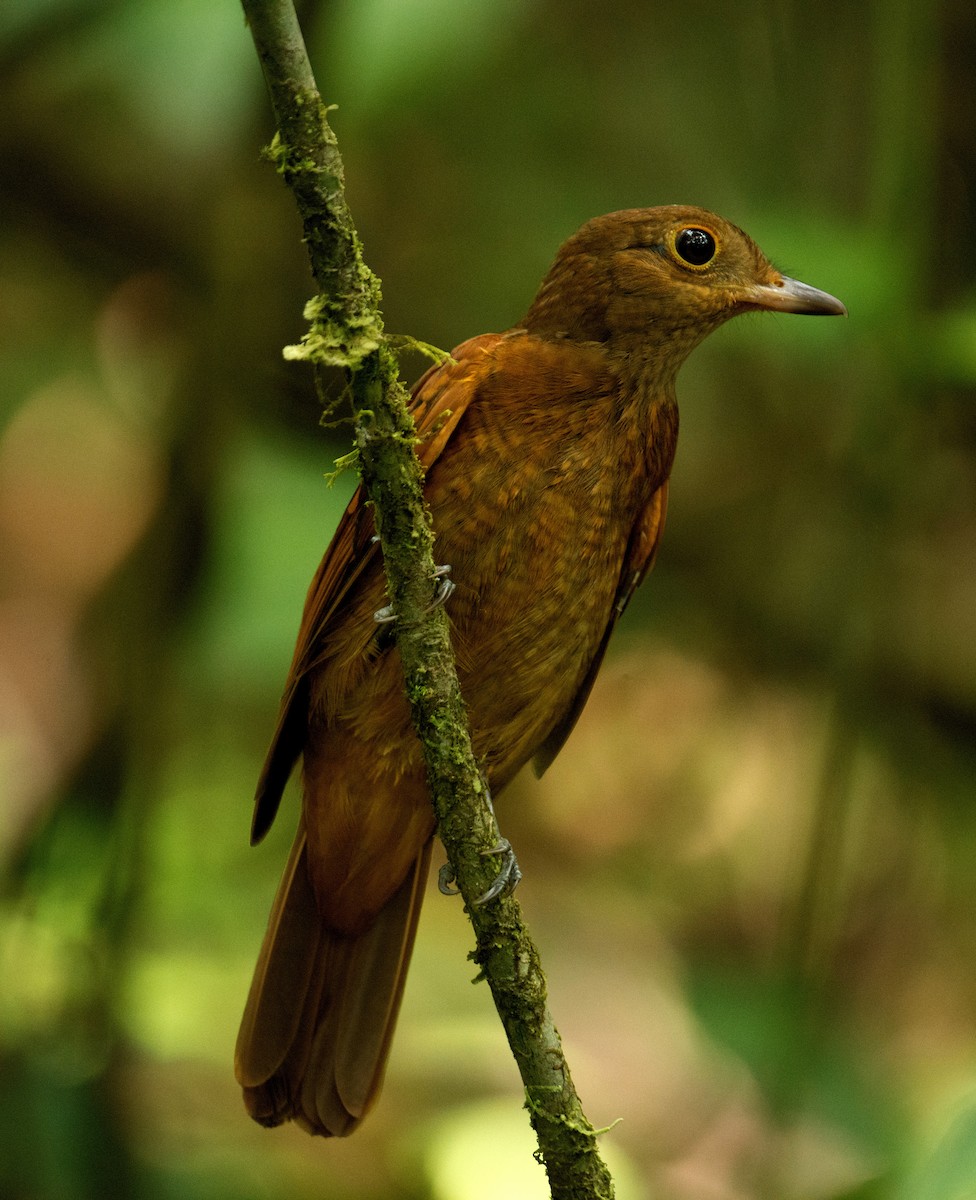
[674, 227, 717, 268]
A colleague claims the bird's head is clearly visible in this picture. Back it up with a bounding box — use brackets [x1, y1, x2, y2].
[522, 205, 845, 367]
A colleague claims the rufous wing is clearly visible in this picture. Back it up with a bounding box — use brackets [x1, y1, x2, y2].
[249, 333, 505, 844]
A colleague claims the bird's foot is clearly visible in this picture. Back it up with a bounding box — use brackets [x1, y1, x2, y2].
[373, 564, 455, 624]
[437, 862, 460, 895]
[437, 838, 522, 903]
[476, 838, 522, 904]
[429, 563, 456, 609]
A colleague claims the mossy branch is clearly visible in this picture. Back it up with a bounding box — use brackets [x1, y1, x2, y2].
[240, 3, 615, 1195]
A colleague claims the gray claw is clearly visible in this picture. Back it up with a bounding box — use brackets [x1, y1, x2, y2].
[475, 838, 522, 905]
[429, 564, 455, 610]
[372, 564, 454, 625]
[438, 837, 521, 903]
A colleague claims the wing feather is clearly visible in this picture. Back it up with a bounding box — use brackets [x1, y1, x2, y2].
[250, 334, 504, 843]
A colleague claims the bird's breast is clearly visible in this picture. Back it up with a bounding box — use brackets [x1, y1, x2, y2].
[424, 386, 674, 779]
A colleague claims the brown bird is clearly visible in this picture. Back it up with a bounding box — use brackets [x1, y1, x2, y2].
[234, 206, 846, 1136]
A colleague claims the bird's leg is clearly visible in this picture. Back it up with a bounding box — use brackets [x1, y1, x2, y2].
[373, 564, 455, 624]
[437, 780, 522, 904]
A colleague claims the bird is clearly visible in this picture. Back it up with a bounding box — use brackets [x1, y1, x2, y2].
[234, 205, 846, 1136]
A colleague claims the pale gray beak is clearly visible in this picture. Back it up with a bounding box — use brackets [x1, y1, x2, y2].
[745, 275, 847, 316]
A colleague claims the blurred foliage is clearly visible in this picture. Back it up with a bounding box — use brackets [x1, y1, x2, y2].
[0, 0, 974, 1197]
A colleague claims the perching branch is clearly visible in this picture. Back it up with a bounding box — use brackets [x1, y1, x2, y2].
[240, 4, 615, 1196]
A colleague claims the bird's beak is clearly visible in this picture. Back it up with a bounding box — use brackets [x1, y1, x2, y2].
[743, 275, 847, 317]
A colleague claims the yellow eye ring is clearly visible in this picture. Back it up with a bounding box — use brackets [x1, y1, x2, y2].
[669, 226, 719, 271]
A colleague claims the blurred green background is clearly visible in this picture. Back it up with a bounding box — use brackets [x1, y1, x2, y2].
[1, 1, 974, 1197]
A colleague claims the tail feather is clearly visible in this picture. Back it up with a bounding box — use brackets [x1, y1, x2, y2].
[235, 829, 432, 1136]
[235, 827, 320, 1090]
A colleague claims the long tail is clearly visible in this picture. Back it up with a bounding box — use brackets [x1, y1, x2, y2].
[234, 825, 432, 1136]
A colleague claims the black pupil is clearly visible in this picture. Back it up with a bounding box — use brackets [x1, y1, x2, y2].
[675, 228, 716, 266]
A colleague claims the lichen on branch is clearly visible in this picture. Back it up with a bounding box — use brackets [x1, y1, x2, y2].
[283, 292, 383, 369]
